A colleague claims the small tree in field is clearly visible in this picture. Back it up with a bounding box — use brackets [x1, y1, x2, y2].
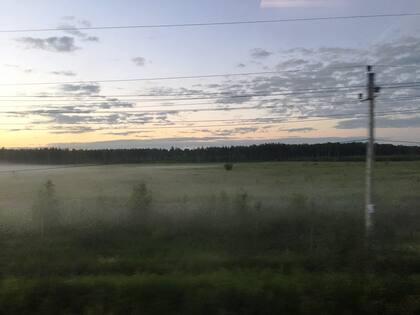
[224, 163, 233, 171]
[32, 180, 60, 236]
[127, 183, 153, 225]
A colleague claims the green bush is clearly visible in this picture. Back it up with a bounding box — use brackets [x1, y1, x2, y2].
[224, 163, 234, 171]
[127, 183, 153, 225]
[32, 180, 60, 235]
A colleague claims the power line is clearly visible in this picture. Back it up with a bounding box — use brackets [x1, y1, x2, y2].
[0, 89, 361, 103]
[0, 88, 358, 99]
[0, 117, 290, 126]
[373, 64, 420, 69]
[6, 100, 420, 126]
[0, 99, 358, 111]
[378, 95, 420, 101]
[2, 81, 420, 104]
[1, 13, 419, 33]
[1, 71, 419, 89]
[2, 94, 420, 113]
[0, 71, 282, 86]
[5, 104, 280, 114]
[0, 70, 368, 87]
[4, 108, 420, 130]
[381, 81, 420, 88]
[0, 103, 380, 114]
[0, 99, 337, 110]
[0, 88, 419, 106]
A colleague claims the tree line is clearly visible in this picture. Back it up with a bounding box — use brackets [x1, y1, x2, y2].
[0, 142, 419, 164]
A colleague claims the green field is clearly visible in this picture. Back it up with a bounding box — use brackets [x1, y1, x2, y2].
[0, 162, 420, 314]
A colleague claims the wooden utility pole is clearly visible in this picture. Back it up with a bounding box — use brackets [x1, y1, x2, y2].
[359, 65, 380, 236]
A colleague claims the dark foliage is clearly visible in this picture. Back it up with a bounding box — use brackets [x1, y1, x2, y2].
[0, 142, 419, 165]
[127, 183, 153, 225]
[32, 180, 60, 235]
[224, 163, 234, 171]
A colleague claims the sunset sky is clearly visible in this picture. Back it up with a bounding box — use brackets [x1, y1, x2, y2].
[0, 0, 419, 148]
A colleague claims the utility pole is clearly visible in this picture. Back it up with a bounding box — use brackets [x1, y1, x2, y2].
[359, 65, 380, 236]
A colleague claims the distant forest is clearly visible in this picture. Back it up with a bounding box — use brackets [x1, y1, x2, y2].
[0, 142, 419, 165]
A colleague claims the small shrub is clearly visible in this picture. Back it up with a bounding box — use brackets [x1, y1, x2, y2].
[127, 183, 153, 225]
[32, 179, 60, 235]
[224, 163, 233, 171]
[233, 190, 249, 216]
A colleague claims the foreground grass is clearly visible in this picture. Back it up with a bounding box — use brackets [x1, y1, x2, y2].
[1, 219, 420, 314]
[1, 272, 420, 315]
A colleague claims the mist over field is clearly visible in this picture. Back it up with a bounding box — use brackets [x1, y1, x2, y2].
[0, 161, 417, 229]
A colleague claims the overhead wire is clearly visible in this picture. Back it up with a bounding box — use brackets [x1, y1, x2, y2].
[0, 70, 368, 86]
[1, 13, 419, 33]
[2, 108, 420, 130]
[1, 94, 420, 114]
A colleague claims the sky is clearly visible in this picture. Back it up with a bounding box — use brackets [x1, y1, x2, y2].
[0, 0, 419, 148]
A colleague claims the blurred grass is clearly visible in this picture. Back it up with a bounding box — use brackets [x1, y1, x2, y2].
[1, 272, 420, 315]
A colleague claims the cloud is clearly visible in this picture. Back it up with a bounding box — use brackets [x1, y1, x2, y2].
[35, 113, 89, 125]
[58, 24, 99, 42]
[4, 63, 35, 73]
[62, 16, 75, 21]
[49, 126, 96, 134]
[50, 70, 77, 76]
[8, 35, 420, 140]
[96, 98, 134, 109]
[145, 86, 207, 97]
[276, 59, 308, 70]
[59, 83, 100, 95]
[336, 117, 420, 129]
[16, 18, 98, 53]
[105, 130, 153, 136]
[216, 94, 254, 105]
[372, 36, 420, 66]
[9, 104, 173, 127]
[79, 19, 91, 27]
[37, 112, 121, 125]
[6, 127, 38, 132]
[287, 127, 316, 133]
[61, 16, 91, 27]
[58, 18, 99, 42]
[207, 127, 259, 137]
[16, 36, 79, 52]
[200, 36, 420, 125]
[237, 63, 246, 68]
[132, 57, 146, 66]
[250, 48, 273, 59]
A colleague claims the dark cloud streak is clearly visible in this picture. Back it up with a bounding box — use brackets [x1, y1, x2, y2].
[132, 57, 146, 66]
[16, 36, 79, 52]
[250, 48, 273, 59]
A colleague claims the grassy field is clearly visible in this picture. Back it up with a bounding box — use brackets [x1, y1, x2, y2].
[0, 161, 420, 314]
[1, 161, 419, 224]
